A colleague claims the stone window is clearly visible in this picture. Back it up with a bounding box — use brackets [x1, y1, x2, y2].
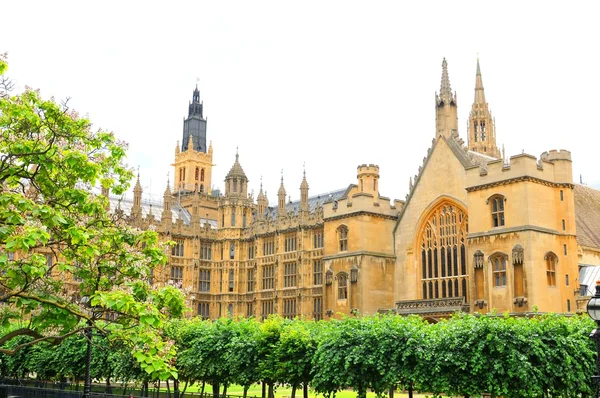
[313, 229, 324, 248]
[546, 252, 558, 286]
[243, 210, 247, 228]
[198, 269, 211, 292]
[195, 167, 199, 180]
[338, 273, 348, 300]
[247, 244, 255, 259]
[261, 299, 274, 319]
[229, 269, 234, 292]
[247, 269, 255, 292]
[419, 202, 468, 300]
[560, 190, 564, 201]
[233, 179, 238, 193]
[230, 243, 235, 260]
[231, 211, 236, 227]
[490, 195, 505, 227]
[262, 265, 275, 290]
[263, 237, 275, 256]
[246, 302, 254, 317]
[197, 302, 210, 319]
[491, 255, 507, 287]
[201, 168, 205, 182]
[200, 184, 204, 194]
[200, 242, 212, 260]
[562, 219, 565, 231]
[284, 262, 297, 288]
[313, 297, 323, 321]
[283, 298, 297, 319]
[170, 266, 183, 284]
[313, 260, 323, 285]
[171, 240, 184, 257]
[338, 225, 349, 252]
[284, 234, 297, 252]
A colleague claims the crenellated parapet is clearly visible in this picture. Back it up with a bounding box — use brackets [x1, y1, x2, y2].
[466, 149, 573, 191]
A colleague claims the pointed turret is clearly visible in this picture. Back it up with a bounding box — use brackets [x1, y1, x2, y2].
[224, 149, 249, 197]
[467, 58, 501, 158]
[175, 140, 180, 155]
[257, 176, 268, 219]
[161, 177, 172, 223]
[300, 165, 309, 212]
[277, 172, 287, 217]
[132, 171, 143, 220]
[435, 58, 458, 139]
[187, 135, 194, 152]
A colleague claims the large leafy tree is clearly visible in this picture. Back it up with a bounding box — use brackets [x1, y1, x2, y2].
[0, 56, 185, 379]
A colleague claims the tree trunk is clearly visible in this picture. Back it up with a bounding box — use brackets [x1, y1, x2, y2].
[262, 382, 266, 398]
[291, 384, 297, 398]
[105, 376, 112, 394]
[166, 379, 172, 398]
[407, 384, 413, 398]
[243, 385, 249, 398]
[200, 381, 205, 397]
[213, 382, 220, 398]
[388, 386, 394, 398]
[303, 382, 309, 398]
[268, 382, 274, 398]
[223, 384, 228, 398]
[143, 380, 149, 397]
[174, 378, 180, 398]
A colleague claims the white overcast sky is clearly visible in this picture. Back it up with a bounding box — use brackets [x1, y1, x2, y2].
[3, 1, 600, 205]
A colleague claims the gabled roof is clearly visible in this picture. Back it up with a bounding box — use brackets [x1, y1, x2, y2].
[574, 184, 600, 250]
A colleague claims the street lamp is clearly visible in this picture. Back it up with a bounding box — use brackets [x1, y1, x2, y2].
[586, 281, 600, 398]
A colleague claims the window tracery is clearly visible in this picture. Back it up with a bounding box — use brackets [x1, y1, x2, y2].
[419, 202, 468, 300]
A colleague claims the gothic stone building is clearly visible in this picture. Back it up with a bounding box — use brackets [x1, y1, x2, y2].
[111, 61, 600, 320]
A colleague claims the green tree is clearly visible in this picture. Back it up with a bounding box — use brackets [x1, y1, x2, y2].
[0, 57, 185, 379]
[227, 317, 261, 398]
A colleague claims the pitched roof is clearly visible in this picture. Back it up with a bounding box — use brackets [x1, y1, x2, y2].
[574, 184, 600, 249]
[264, 187, 349, 220]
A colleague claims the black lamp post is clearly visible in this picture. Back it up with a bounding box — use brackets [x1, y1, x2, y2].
[80, 296, 96, 398]
[586, 282, 600, 398]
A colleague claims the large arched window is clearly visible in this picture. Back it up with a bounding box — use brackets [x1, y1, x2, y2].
[419, 201, 468, 300]
[338, 225, 348, 252]
[201, 168, 205, 182]
[545, 252, 558, 286]
[195, 167, 200, 180]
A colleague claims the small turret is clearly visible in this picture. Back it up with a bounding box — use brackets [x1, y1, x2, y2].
[257, 177, 268, 219]
[187, 135, 194, 152]
[132, 171, 143, 219]
[224, 149, 249, 197]
[278, 172, 287, 217]
[357, 164, 379, 197]
[300, 165, 309, 212]
[162, 177, 172, 223]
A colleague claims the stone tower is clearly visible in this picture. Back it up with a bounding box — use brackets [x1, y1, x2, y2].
[172, 86, 214, 194]
[256, 178, 268, 220]
[182, 86, 207, 152]
[435, 58, 458, 139]
[467, 59, 501, 158]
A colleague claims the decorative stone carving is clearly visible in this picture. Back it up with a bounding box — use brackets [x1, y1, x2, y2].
[473, 250, 484, 269]
[512, 244, 524, 265]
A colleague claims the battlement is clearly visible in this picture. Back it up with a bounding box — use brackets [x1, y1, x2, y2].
[466, 149, 573, 188]
[357, 164, 380, 176]
[541, 149, 572, 163]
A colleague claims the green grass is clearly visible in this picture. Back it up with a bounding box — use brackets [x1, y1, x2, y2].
[170, 383, 430, 398]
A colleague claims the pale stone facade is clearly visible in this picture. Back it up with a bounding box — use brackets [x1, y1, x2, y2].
[105, 58, 600, 320]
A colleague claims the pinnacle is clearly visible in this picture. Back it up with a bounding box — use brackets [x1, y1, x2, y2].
[439, 58, 453, 102]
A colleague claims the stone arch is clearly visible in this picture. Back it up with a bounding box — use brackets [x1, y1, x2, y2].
[414, 197, 469, 300]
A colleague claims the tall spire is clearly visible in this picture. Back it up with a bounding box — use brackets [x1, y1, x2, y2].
[132, 169, 143, 219]
[435, 58, 458, 139]
[439, 58, 453, 103]
[474, 57, 486, 104]
[467, 57, 501, 158]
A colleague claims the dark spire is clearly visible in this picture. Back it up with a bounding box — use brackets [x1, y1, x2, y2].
[182, 84, 207, 152]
